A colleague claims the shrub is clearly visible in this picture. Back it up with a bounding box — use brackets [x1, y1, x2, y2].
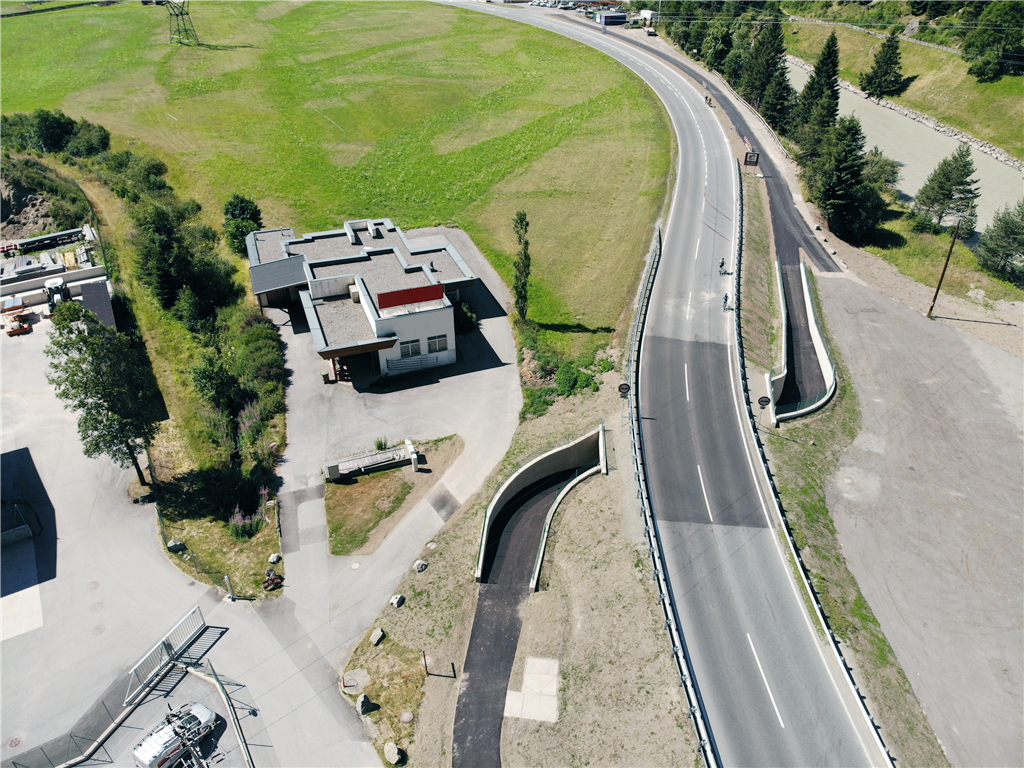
[228, 507, 264, 541]
[521, 387, 555, 419]
[374, 436, 389, 451]
[453, 300, 478, 334]
[555, 361, 579, 396]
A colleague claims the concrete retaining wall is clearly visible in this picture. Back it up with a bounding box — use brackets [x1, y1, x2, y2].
[475, 427, 603, 582]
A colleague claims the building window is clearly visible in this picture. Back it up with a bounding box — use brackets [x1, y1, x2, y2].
[427, 334, 448, 354]
[400, 339, 421, 358]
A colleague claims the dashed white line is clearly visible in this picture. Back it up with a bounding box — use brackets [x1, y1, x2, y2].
[696, 464, 713, 522]
[748, 633, 785, 729]
[685, 363, 690, 402]
[694, 236, 700, 261]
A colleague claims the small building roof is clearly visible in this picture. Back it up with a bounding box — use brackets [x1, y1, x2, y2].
[250, 255, 308, 296]
[79, 282, 116, 329]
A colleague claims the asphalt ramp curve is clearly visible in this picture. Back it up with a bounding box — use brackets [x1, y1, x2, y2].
[452, 469, 576, 768]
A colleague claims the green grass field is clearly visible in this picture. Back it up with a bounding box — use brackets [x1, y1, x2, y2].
[783, 20, 1023, 160]
[1, 1, 672, 356]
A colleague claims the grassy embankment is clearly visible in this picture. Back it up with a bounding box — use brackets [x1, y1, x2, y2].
[1, 1, 670, 360]
[866, 203, 1024, 303]
[2, 1, 670, 588]
[738, 170, 949, 764]
[781, 17, 1023, 161]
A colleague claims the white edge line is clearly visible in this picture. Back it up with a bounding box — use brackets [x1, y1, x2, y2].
[696, 464, 713, 522]
[747, 633, 785, 729]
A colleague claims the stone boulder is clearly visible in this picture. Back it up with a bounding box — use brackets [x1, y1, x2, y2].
[370, 627, 386, 646]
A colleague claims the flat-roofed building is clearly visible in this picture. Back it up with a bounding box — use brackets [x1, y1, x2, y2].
[246, 218, 476, 377]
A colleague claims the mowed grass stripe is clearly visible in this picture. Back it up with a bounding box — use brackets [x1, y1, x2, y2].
[2, 1, 672, 355]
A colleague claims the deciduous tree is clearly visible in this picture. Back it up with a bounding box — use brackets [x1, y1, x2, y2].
[512, 211, 531, 321]
[45, 302, 162, 486]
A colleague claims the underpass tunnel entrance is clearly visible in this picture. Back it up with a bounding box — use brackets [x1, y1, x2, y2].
[475, 426, 606, 586]
[478, 469, 577, 585]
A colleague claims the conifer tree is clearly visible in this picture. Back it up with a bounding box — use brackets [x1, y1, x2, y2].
[794, 31, 840, 127]
[796, 93, 839, 166]
[913, 143, 980, 236]
[760, 67, 796, 134]
[741, 19, 786, 109]
[860, 31, 904, 98]
[976, 199, 1024, 285]
[805, 115, 885, 240]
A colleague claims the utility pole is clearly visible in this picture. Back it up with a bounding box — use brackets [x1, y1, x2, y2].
[927, 217, 961, 318]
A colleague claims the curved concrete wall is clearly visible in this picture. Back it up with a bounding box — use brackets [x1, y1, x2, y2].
[475, 426, 603, 582]
[776, 261, 836, 423]
[529, 464, 602, 591]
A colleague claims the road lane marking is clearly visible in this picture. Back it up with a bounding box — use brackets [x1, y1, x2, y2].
[685, 363, 689, 402]
[747, 633, 785, 729]
[694, 236, 700, 261]
[686, 291, 691, 315]
[696, 464, 713, 522]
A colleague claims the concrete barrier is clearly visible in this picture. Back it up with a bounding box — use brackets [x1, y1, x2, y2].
[475, 427, 603, 582]
[2, 265, 107, 297]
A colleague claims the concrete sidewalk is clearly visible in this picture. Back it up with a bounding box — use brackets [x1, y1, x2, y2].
[251, 226, 521, 764]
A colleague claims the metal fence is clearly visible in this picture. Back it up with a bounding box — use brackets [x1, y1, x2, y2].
[625, 225, 720, 768]
[124, 605, 207, 706]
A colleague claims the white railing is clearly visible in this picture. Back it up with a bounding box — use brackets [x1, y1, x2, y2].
[124, 605, 206, 705]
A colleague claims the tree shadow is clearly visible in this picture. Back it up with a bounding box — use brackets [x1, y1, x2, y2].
[535, 321, 615, 334]
[866, 226, 906, 250]
[893, 73, 918, 96]
[156, 463, 273, 522]
[197, 43, 261, 51]
[111, 289, 170, 422]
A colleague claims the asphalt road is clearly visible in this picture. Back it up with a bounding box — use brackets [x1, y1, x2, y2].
[438, 5, 877, 765]
[599, 27, 834, 411]
[452, 470, 575, 768]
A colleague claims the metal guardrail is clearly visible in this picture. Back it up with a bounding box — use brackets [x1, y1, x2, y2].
[124, 605, 206, 706]
[625, 226, 720, 768]
[730, 160, 896, 767]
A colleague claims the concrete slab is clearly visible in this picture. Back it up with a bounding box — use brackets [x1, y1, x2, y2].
[818, 273, 1023, 768]
[505, 657, 559, 723]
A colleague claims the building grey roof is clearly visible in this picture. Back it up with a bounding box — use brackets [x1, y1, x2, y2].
[250, 255, 308, 295]
[248, 218, 476, 307]
[79, 282, 116, 329]
[245, 227, 295, 267]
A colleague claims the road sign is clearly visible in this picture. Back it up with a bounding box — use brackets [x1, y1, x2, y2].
[618, 383, 630, 396]
[758, 396, 771, 407]
[744, 152, 760, 167]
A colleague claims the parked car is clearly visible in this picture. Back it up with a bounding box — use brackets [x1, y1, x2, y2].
[133, 702, 217, 768]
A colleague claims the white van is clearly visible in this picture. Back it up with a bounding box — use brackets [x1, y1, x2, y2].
[133, 702, 217, 768]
